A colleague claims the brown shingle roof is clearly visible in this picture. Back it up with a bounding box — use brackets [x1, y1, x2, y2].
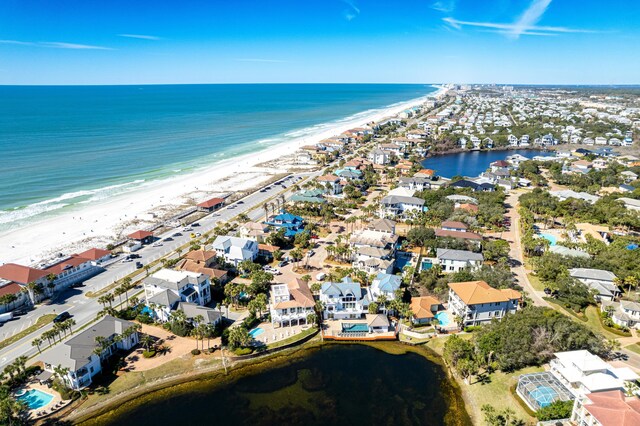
[441, 220, 468, 230]
[448, 281, 521, 305]
[184, 250, 217, 263]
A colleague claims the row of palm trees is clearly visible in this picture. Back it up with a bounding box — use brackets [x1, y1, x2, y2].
[31, 318, 76, 353]
[96, 276, 136, 317]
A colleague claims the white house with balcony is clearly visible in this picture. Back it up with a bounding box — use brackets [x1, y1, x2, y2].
[436, 248, 483, 273]
[550, 350, 639, 397]
[320, 277, 370, 320]
[211, 235, 259, 267]
[144, 269, 211, 321]
[379, 195, 426, 219]
[270, 278, 315, 328]
[601, 300, 640, 330]
[447, 280, 521, 327]
[39, 315, 139, 390]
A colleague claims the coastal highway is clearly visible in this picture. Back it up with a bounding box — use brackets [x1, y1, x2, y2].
[0, 170, 320, 369]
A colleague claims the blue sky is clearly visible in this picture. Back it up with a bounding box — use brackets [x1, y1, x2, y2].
[0, 0, 638, 85]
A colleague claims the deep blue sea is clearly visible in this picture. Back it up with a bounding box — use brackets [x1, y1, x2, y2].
[421, 149, 555, 178]
[0, 84, 434, 229]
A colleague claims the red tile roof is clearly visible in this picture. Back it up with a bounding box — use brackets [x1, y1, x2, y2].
[128, 230, 154, 240]
[197, 197, 225, 208]
[76, 248, 111, 261]
[0, 263, 48, 285]
[44, 255, 89, 275]
[584, 390, 640, 426]
[441, 220, 468, 230]
[0, 282, 23, 297]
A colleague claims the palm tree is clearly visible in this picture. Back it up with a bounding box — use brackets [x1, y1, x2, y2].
[144, 265, 151, 277]
[32, 337, 43, 354]
[122, 277, 133, 307]
[46, 273, 57, 296]
[140, 333, 154, 352]
[25, 281, 41, 305]
[114, 286, 125, 307]
[192, 315, 205, 349]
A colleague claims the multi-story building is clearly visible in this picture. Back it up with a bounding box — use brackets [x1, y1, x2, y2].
[447, 280, 521, 327]
[320, 277, 370, 320]
[270, 278, 315, 327]
[144, 269, 211, 321]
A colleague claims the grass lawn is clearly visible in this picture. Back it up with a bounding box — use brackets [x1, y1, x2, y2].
[527, 273, 545, 292]
[462, 366, 543, 424]
[83, 355, 222, 410]
[0, 314, 56, 351]
[425, 333, 472, 356]
[267, 326, 318, 350]
[583, 306, 628, 339]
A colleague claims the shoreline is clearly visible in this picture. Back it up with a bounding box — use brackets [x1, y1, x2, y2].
[67, 339, 471, 426]
[1, 87, 445, 266]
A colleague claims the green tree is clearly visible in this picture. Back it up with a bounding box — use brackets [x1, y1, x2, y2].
[228, 327, 251, 349]
[535, 400, 573, 421]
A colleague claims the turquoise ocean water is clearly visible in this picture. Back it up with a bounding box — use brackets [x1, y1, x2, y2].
[0, 84, 434, 231]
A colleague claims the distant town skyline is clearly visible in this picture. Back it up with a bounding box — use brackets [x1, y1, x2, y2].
[0, 0, 638, 85]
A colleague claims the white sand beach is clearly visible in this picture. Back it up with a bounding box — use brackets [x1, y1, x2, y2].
[0, 88, 447, 266]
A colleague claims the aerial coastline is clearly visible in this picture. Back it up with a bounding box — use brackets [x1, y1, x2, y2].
[0, 85, 445, 266]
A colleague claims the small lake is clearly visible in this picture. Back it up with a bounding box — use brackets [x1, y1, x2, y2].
[421, 149, 554, 178]
[81, 344, 470, 426]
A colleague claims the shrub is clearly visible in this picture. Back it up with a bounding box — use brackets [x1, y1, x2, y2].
[191, 349, 201, 356]
[170, 322, 192, 337]
[233, 347, 253, 356]
[136, 312, 154, 324]
[142, 350, 156, 358]
[464, 325, 482, 333]
[536, 400, 573, 421]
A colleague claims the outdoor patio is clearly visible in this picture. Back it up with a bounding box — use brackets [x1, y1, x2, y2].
[249, 321, 311, 345]
[16, 381, 69, 420]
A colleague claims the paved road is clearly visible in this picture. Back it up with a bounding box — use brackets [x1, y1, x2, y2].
[0, 171, 320, 369]
[503, 190, 550, 308]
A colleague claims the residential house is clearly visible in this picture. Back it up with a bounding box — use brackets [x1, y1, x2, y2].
[270, 278, 315, 327]
[410, 296, 440, 325]
[398, 176, 432, 192]
[320, 277, 370, 320]
[569, 268, 620, 301]
[621, 171, 638, 183]
[571, 390, 640, 426]
[368, 148, 389, 165]
[550, 190, 600, 204]
[600, 300, 640, 329]
[211, 236, 259, 267]
[239, 221, 270, 243]
[144, 269, 212, 321]
[449, 179, 495, 192]
[447, 281, 521, 327]
[436, 248, 483, 272]
[369, 273, 402, 307]
[379, 195, 426, 219]
[39, 315, 139, 390]
[618, 197, 640, 212]
[290, 188, 327, 205]
[265, 212, 305, 238]
[316, 174, 344, 195]
[441, 221, 468, 232]
[550, 350, 639, 397]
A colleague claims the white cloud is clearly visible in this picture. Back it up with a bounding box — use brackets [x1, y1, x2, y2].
[431, 1, 456, 13]
[118, 34, 162, 41]
[0, 39, 113, 49]
[442, 16, 596, 37]
[341, 0, 360, 21]
[510, 0, 553, 38]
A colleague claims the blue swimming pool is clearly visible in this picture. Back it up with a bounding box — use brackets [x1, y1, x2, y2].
[434, 312, 451, 327]
[539, 233, 557, 246]
[421, 259, 433, 270]
[530, 386, 558, 408]
[342, 323, 369, 332]
[248, 327, 264, 338]
[17, 389, 54, 410]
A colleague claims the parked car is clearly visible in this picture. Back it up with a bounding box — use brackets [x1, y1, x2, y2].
[71, 282, 85, 288]
[172, 232, 182, 237]
[237, 201, 244, 204]
[316, 272, 326, 281]
[278, 260, 288, 267]
[121, 258, 133, 263]
[163, 237, 174, 242]
[53, 312, 71, 323]
[136, 262, 143, 269]
[192, 223, 200, 227]
[129, 254, 141, 259]
[307, 249, 315, 257]
[152, 242, 163, 247]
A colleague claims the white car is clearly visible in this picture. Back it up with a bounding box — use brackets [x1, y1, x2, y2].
[152, 243, 163, 247]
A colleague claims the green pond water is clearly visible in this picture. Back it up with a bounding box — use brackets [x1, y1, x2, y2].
[80, 344, 470, 426]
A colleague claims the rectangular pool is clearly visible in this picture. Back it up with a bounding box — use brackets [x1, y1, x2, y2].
[342, 323, 369, 332]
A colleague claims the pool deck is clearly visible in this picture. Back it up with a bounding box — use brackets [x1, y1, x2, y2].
[250, 322, 311, 345]
[18, 382, 69, 420]
[322, 319, 397, 341]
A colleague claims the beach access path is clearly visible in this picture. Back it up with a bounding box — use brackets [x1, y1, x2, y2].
[0, 170, 320, 370]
